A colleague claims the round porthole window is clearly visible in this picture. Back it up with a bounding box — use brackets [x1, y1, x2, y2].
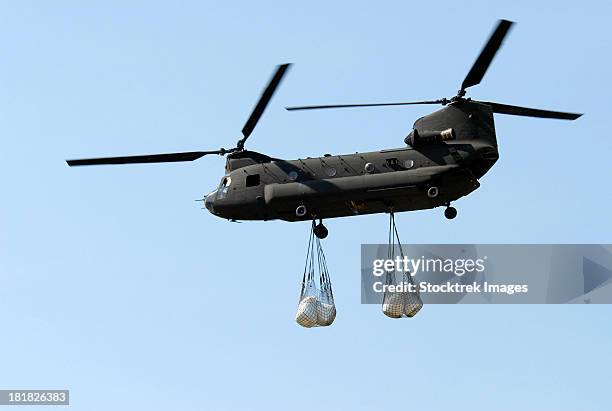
[404, 159, 414, 169]
[325, 167, 337, 177]
[364, 162, 375, 173]
[288, 171, 299, 181]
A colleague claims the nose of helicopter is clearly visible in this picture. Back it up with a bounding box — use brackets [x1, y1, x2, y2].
[204, 190, 217, 214]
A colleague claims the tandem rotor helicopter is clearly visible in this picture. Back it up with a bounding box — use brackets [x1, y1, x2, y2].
[67, 20, 581, 240]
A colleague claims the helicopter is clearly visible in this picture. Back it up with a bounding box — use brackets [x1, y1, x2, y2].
[67, 19, 581, 240]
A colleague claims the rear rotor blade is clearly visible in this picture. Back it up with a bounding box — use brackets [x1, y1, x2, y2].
[66, 150, 226, 167]
[479, 101, 582, 120]
[286, 100, 447, 111]
[240, 64, 291, 142]
[461, 19, 514, 93]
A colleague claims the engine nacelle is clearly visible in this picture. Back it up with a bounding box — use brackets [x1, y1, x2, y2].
[404, 128, 455, 148]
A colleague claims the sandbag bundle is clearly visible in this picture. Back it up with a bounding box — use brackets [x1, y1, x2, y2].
[295, 223, 336, 328]
[382, 212, 423, 318]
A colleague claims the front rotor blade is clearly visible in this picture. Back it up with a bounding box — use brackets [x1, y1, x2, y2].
[241, 63, 291, 140]
[480, 101, 582, 120]
[66, 150, 223, 166]
[461, 19, 514, 92]
[286, 100, 446, 111]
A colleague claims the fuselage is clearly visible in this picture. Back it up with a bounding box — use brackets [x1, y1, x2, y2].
[204, 101, 500, 222]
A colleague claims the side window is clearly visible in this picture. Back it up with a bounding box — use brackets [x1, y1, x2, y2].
[246, 174, 260, 187]
[385, 158, 402, 170]
[385, 158, 399, 167]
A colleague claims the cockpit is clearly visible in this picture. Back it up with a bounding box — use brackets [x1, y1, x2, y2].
[204, 175, 232, 215]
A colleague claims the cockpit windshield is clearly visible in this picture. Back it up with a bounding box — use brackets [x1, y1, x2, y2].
[217, 176, 232, 200]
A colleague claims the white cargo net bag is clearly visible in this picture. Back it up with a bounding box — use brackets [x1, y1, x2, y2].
[295, 222, 336, 328]
[382, 212, 423, 318]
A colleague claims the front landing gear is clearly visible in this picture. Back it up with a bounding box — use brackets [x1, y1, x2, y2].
[444, 205, 457, 220]
[313, 219, 328, 239]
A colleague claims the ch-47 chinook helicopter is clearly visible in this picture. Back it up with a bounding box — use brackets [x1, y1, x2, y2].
[67, 20, 581, 239]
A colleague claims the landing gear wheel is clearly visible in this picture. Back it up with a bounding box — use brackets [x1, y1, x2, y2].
[314, 222, 328, 239]
[444, 206, 457, 220]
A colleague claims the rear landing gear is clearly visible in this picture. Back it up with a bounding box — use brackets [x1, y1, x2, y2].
[313, 219, 328, 239]
[444, 206, 457, 220]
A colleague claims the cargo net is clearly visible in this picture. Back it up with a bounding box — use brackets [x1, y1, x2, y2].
[382, 212, 423, 318]
[295, 221, 336, 328]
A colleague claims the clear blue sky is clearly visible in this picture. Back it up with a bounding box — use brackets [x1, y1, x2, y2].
[0, 1, 611, 410]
